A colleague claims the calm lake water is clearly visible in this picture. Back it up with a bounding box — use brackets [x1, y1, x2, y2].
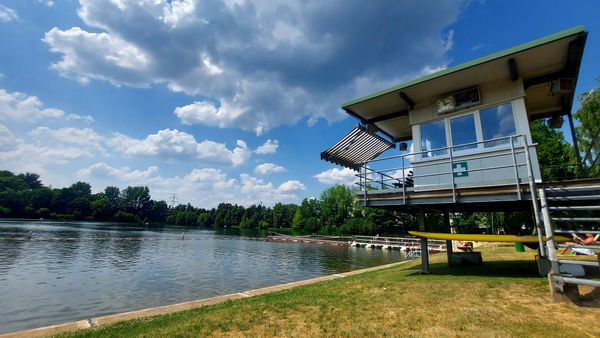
[0, 220, 404, 333]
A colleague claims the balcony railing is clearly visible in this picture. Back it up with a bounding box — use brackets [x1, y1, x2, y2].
[356, 134, 539, 204]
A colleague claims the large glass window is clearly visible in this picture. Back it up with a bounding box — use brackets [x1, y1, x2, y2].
[420, 120, 447, 158]
[450, 114, 477, 152]
[480, 103, 516, 147]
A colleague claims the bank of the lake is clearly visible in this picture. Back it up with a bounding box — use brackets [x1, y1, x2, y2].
[0, 220, 404, 333]
[60, 246, 600, 338]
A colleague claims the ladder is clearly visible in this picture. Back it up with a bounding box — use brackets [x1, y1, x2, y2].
[537, 184, 600, 299]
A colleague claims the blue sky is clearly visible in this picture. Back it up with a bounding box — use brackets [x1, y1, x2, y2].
[0, 0, 598, 207]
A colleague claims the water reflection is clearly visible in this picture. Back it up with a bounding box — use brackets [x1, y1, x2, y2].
[0, 220, 404, 333]
[0, 238, 25, 274]
[110, 239, 142, 271]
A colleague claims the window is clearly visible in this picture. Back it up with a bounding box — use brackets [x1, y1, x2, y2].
[450, 114, 477, 152]
[479, 103, 516, 147]
[420, 120, 447, 158]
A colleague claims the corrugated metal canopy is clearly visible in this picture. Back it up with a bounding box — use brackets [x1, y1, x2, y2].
[321, 125, 395, 170]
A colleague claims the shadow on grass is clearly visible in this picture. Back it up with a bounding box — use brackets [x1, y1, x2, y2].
[405, 259, 541, 279]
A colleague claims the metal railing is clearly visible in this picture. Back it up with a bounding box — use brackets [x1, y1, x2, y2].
[356, 134, 537, 204]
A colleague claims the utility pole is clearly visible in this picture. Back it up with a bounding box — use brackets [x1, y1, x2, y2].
[169, 193, 179, 208]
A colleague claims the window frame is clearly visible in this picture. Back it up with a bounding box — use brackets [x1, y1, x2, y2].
[417, 100, 518, 161]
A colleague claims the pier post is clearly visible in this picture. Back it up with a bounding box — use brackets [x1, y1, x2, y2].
[444, 212, 453, 264]
[418, 208, 430, 274]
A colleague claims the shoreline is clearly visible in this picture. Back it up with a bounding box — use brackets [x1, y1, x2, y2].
[0, 260, 411, 338]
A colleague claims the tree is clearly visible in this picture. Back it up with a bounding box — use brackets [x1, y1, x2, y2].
[104, 186, 121, 208]
[69, 182, 92, 197]
[18, 173, 42, 189]
[0, 171, 28, 191]
[530, 119, 574, 180]
[149, 200, 169, 223]
[91, 198, 114, 220]
[121, 186, 152, 217]
[319, 185, 356, 228]
[573, 80, 600, 176]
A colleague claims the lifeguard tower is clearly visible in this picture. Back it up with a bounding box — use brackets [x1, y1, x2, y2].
[321, 26, 599, 301]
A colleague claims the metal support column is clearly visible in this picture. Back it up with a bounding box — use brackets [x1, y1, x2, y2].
[418, 208, 430, 274]
[443, 212, 452, 265]
[567, 112, 582, 173]
[523, 139, 545, 258]
[539, 188, 562, 297]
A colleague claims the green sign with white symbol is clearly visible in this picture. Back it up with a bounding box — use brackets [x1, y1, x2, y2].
[453, 162, 468, 177]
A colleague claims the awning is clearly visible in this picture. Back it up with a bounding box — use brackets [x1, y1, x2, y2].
[320, 125, 395, 170]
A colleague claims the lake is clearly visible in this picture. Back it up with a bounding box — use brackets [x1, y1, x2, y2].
[0, 220, 405, 333]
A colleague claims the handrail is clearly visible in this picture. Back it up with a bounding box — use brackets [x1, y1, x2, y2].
[360, 134, 526, 165]
[358, 134, 535, 204]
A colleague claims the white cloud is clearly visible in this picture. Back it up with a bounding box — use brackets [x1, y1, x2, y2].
[0, 5, 18, 22]
[255, 139, 279, 154]
[44, 0, 466, 133]
[314, 167, 358, 185]
[78, 163, 304, 207]
[277, 180, 305, 192]
[43, 27, 150, 86]
[255, 162, 285, 175]
[77, 162, 159, 183]
[0, 124, 13, 147]
[108, 128, 251, 166]
[174, 100, 244, 129]
[66, 113, 95, 124]
[29, 126, 106, 155]
[40, 1, 55, 7]
[0, 139, 98, 186]
[0, 88, 64, 121]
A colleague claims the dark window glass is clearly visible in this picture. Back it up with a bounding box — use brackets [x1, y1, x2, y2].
[480, 103, 516, 147]
[420, 120, 447, 158]
[450, 114, 477, 151]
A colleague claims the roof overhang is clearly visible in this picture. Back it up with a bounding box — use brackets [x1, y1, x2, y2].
[321, 125, 395, 170]
[342, 26, 587, 141]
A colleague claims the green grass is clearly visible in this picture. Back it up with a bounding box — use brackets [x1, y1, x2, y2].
[60, 246, 600, 337]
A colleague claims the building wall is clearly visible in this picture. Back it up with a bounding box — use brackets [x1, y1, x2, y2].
[408, 78, 541, 190]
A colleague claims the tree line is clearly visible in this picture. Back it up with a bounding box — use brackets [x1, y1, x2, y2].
[0, 171, 402, 234]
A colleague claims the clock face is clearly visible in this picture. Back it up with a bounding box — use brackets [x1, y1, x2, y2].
[437, 95, 454, 113]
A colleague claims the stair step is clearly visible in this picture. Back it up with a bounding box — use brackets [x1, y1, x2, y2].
[553, 217, 600, 222]
[545, 185, 600, 193]
[560, 276, 600, 288]
[549, 205, 600, 211]
[554, 230, 600, 234]
[557, 243, 600, 250]
[547, 194, 600, 201]
[559, 259, 599, 267]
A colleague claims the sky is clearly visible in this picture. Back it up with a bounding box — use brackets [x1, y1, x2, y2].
[0, 0, 598, 208]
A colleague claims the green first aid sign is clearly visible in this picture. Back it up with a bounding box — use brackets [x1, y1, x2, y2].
[453, 162, 468, 177]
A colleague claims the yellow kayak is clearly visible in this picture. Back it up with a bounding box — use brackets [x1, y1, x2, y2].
[408, 231, 570, 243]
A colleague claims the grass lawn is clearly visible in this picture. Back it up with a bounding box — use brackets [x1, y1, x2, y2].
[61, 246, 600, 337]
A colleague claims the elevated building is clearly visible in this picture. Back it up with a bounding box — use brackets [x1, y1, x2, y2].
[321, 26, 599, 301]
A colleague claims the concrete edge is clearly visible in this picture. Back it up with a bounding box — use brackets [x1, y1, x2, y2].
[0, 320, 91, 338]
[1, 259, 412, 337]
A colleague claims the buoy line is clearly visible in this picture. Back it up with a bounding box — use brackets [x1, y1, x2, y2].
[0, 236, 267, 241]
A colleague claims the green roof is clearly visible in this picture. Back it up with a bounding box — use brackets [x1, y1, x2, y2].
[342, 25, 586, 108]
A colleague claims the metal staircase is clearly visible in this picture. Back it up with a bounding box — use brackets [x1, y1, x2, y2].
[537, 184, 600, 299]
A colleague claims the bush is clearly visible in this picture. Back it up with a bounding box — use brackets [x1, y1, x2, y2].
[343, 218, 374, 235]
[113, 211, 139, 223]
[0, 205, 11, 216]
[36, 208, 50, 218]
